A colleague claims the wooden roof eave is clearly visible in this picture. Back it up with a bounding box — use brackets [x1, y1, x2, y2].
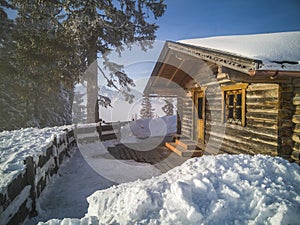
[249, 70, 300, 78]
[168, 41, 262, 75]
[144, 41, 300, 96]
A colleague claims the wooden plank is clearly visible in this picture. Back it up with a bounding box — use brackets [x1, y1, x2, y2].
[101, 133, 117, 141]
[175, 139, 197, 150]
[247, 83, 279, 91]
[246, 112, 278, 120]
[122, 147, 132, 160]
[118, 147, 129, 160]
[153, 163, 169, 173]
[147, 150, 163, 165]
[134, 151, 148, 163]
[165, 142, 202, 157]
[101, 124, 114, 132]
[127, 149, 138, 161]
[155, 150, 177, 169]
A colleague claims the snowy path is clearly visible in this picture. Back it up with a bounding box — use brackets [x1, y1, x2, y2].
[24, 141, 162, 225]
[24, 149, 114, 225]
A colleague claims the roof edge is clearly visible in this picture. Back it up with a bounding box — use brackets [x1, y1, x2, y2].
[168, 41, 263, 75]
[249, 70, 300, 78]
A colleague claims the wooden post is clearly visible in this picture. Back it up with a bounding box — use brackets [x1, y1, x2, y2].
[25, 156, 37, 217]
[64, 128, 70, 156]
[98, 121, 102, 141]
[116, 121, 121, 141]
[176, 111, 181, 134]
[53, 137, 59, 173]
[74, 123, 78, 142]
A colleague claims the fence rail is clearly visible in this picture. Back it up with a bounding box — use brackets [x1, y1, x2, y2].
[1, 121, 130, 225]
[0, 129, 77, 225]
[75, 121, 131, 143]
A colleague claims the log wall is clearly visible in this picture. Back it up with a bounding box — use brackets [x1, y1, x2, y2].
[292, 79, 300, 163]
[278, 83, 294, 159]
[204, 79, 280, 155]
[180, 96, 194, 138]
[179, 71, 282, 156]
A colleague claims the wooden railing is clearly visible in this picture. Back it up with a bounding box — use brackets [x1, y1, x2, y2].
[0, 129, 77, 225]
[1, 121, 132, 225]
[74, 121, 131, 143]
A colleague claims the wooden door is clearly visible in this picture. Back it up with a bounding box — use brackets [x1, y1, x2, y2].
[195, 91, 205, 143]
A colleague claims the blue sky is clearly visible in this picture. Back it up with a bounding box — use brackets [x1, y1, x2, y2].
[156, 0, 300, 41]
[6, 0, 300, 41]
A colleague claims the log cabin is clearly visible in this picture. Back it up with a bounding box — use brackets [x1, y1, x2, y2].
[143, 31, 300, 162]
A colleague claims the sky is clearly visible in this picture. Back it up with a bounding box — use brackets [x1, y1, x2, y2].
[6, 0, 300, 41]
[155, 0, 300, 41]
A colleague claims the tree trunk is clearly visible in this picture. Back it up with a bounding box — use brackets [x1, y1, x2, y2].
[86, 36, 99, 123]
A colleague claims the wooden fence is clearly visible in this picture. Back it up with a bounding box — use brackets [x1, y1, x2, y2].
[0, 121, 131, 225]
[0, 129, 77, 225]
[75, 121, 131, 143]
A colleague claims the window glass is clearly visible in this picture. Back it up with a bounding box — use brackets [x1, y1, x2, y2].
[197, 97, 203, 119]
[224, 89, 244, 125]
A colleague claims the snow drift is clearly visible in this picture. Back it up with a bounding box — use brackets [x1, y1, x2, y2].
[0, 126, 73, 191]
[39, 154, 300, 225]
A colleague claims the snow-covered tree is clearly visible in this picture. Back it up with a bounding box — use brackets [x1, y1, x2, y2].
[72, 92, 87, 124]
[59, 0, 166, 122]
[7, 0, 79, 129]
[140, 97, 154, 119]
[162, 99, 174, 116]
[0, 0, 166, 130]
[0, 1, 22, 131]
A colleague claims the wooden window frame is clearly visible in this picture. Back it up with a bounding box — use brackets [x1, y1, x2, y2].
[221, 83, 248, 127]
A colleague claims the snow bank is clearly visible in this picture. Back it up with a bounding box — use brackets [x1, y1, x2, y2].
[121, 115, 176, 140]
[77, 141, 161, 183]
[40, 154, 300, 225]
[179, 31, 300, 71]
[0, 125, 73, 190]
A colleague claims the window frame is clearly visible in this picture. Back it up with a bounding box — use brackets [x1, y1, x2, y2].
[221, 83, 248, 127]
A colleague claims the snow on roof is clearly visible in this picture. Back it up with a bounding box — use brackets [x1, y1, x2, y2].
[179, 31, 300, 71]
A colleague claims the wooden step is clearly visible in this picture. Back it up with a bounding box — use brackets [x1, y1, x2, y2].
[75, 124, 100, 134]
[165, 142, 203, 157]
[175, 139, 198, 150]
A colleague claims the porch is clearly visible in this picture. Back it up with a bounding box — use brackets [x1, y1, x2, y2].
[107, 142, 192, 173]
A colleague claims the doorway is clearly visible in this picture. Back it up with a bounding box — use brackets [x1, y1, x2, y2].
[194, 90, 205, 143]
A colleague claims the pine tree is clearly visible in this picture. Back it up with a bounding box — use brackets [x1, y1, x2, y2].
[10, 0, 80, 129]
[58, 0, 166, 122]
[0, 1, 22, 131]
[72, 92, 87, 124]
[162, 99, 174, 116]
[0, 0, 166, 130]
[140, 97, 154, 119]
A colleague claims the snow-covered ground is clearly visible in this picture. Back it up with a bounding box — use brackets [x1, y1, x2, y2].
[23, 148, 115, 225]
[179, 31, 300, 71]
[77, 141, 162, 184]
[24, 140, 162, 225]
[0, 125, 73, 191]
[38, 154, 300, 225]
[2, 122, 300, 225]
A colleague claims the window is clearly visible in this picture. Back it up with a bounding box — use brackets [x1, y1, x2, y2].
[197, 97, 203, 119]
[221, 84, 248, 126]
